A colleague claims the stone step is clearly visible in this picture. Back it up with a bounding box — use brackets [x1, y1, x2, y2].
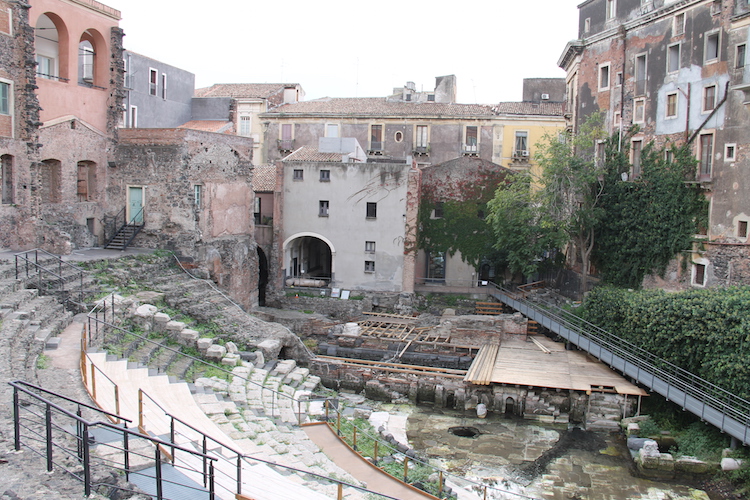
[129, 337, 167, 364]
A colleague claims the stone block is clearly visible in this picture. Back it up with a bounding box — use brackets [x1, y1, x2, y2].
[44, 337, 61, 350]
[627, 422, 640, 437]
[206, 344, 227, 361]
[197, 337, 214, 352]
[222, 353, 241, 366]
[257, 338, 282, 360]
[135, 304, 158, 318]
[153, 313, 170, 332]
[135, 291, 165, 303]
[225, 341, 239, 354]
[675, 457, 712, 474]
[179, 329, 199, 346]
[166, 320, 186, 333]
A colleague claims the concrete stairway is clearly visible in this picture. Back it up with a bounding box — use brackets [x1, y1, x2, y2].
[85, 350, 360, 499]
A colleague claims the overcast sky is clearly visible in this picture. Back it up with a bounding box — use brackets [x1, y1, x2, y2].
[104, 0, 582, 104]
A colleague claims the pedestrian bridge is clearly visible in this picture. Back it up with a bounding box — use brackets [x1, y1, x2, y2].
[489, 284, 750, 446]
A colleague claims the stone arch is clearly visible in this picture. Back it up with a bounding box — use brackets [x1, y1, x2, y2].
[283, 232, 335, 284]
[505, 396, 516, 415]
[34, 12, 69, 81]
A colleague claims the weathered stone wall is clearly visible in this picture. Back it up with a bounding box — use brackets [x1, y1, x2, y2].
[114, 128, 257, 308]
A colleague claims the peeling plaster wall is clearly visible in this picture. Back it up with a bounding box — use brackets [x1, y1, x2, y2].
[564, 0, 750, 289]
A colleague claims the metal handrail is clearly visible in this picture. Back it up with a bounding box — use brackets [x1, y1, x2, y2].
[104, 206, 126, 246]
[11, 380, 217, 499]
[135, 389, 411, 500]
[87, 293, 301, 416]
[490, 283, 750, 443]
[14, 249, 85, 308]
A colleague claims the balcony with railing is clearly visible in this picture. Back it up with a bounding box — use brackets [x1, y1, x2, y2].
[368, 141, 384, 155]
[277, 139, 295, 152]
[413, 143, 430, 156]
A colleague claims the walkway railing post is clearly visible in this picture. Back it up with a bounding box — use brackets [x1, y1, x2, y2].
[336, 407, 341, 436]
[209, 461, 216, 499]
[91, 363, 96, 401]
[202, 435, 208, 487]
[114, 385, 120, 424]
[82, 424, 92, 497]
[138, 389, 144, 431]
[236, 455, 242, 495]
[45, 403, 53, 472]
[403, 456, 409, 482]
[373, 441, 378, 464]
[155, 447, 163, 500]
[170, 417, 175, 459]
[352, 427, 357, 451]
[123, 424, 130, 482]
[439, 470, 444, 498]
[337, 482, 343, 500]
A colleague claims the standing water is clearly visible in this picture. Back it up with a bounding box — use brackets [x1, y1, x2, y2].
[403, 406, 712, 500]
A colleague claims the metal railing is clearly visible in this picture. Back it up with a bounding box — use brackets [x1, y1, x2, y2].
[10, 380, 217, 500]
[104, 205, 145, 249]
[489, 283, 750, 445]
[14, 248, 85, 310]
[86, 293, 306, 423]
[314, 400, 541, 500]
[134, 389, 403, 500]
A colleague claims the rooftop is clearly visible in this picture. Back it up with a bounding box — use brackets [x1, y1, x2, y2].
[263, 97, 563, 118]
[195, 83, 300, 99]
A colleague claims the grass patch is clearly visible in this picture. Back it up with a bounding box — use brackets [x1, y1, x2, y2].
[36, 354, 50, 370]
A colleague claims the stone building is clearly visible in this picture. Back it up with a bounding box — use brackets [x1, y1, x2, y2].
[260, 76, 566, 174]
[0, 0, 123, 252]
[559, 0, 750, 289]
[114, 128, 257, 307]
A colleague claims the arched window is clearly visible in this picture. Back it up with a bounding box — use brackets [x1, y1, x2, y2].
[35, 13, 68, 81]
[78, 38, 94, 85]
[1, 154, 13, 204]
[40, 159, 62, 203]
[77, 29, 106, 88]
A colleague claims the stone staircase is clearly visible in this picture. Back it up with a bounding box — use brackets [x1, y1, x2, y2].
[0, 257, 111, 499]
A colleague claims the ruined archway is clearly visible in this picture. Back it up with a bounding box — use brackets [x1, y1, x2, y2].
[283, 233, 334, 287]
[257, 246, 268, 306]
[505, 397, 516, 415]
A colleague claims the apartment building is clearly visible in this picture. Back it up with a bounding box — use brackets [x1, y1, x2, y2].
[559, 0, 750, 288]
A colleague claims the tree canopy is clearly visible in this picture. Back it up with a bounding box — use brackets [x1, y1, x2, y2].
[487, 113, 706, 290]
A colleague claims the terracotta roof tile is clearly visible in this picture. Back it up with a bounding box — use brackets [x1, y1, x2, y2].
[491, 101, 565, 116]
[263, 97, 564, 118]
[264, 98, 496, 117]
[253, 165, 276, 192]
[178, 120, 235, 133]
[194, 83, 298, 99]
[283, 146, 344, 163]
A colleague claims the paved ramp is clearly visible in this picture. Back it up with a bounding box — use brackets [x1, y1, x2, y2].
[303, 422, 439, 500]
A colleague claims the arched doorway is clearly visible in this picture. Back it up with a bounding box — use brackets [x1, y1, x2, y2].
[257, 246, 268, 306]
[505, 397, 516, 415]
[284, 234, 333, 285]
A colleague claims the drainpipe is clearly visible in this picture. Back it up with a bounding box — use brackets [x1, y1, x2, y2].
[687, 81, 730, 145]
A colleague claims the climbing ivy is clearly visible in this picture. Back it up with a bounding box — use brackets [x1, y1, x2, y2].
[593, 139, 708, 288]
[418, 164, 508, 270]
[582, 286, 750, 399]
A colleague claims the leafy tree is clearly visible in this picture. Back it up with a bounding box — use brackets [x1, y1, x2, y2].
[593, 141, 707, 288]
[536, 113, 609, 295]
[486, 172, 565, 278]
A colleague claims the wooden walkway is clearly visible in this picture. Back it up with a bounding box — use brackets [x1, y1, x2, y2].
[302, 422, 439, 500]
[464, 336, 647, 395]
